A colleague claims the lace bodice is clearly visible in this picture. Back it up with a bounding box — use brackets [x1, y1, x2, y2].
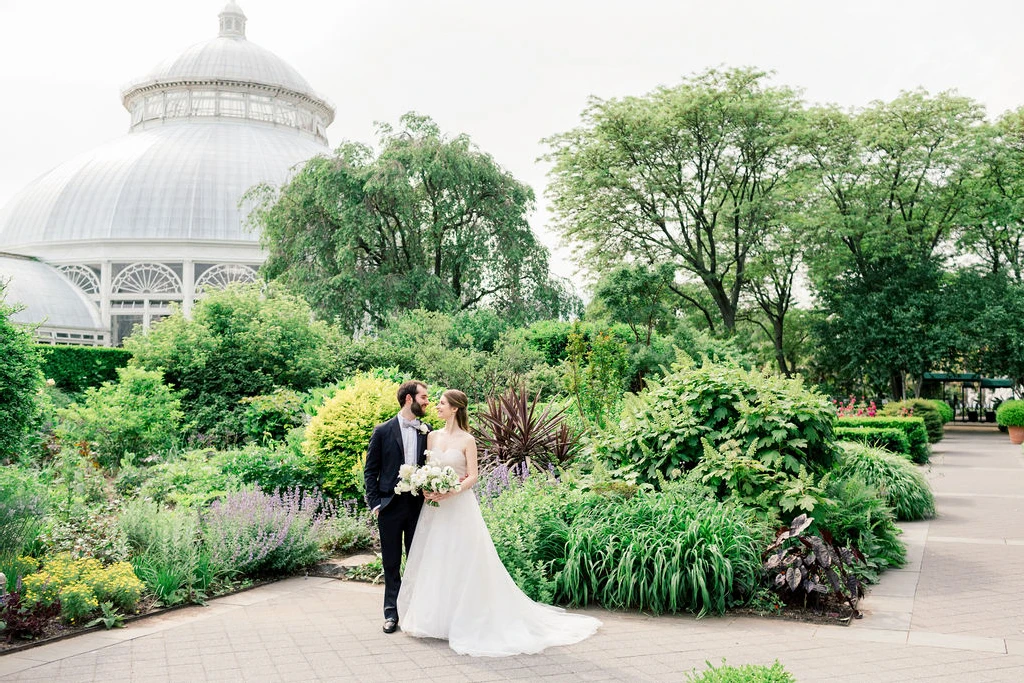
[427, 449, 468, 477]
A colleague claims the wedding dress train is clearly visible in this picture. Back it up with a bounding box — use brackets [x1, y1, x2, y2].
[396, 449, 601, 657]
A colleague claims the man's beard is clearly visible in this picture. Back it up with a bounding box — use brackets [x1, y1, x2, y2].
[411, 401, 426, 418]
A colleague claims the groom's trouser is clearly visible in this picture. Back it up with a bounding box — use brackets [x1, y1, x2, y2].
[378, 493, 421, 621]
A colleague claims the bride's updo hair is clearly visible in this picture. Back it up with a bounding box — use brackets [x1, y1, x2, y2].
[443, 389, 470, 431]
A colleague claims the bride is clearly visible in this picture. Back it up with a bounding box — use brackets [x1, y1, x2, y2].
[396, 389, 601, 657]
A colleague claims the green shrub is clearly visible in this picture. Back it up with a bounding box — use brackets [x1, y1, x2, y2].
[38, 345, 131, 394]
[57, 366, 183, 470]
[0, 466, 48, 559]
[239, 388, 307, 444]
[523, 319, 574, 365]
[479, 477, 579, 603]
[836, 417, 930, 463]
[303, 374, 402, 500]
[690, 439, 827, 520]
[834, 441, 936, 521]
[219, 443, 321, 493]
[558, 489, 769, 615]
[125, 283, 342, 444]
[996, 399, 1024, 427]
[686, 660, 795, 683]
[833, 426, 910, 458]
[881, 399, 944, 443]
[602, 359, 836, 484]
[817, 474, 906, 581]
[22, 555, 143, 622]
[135, 449, 242, 507]
[931, 400, 954, 424]
[120, 499, 213, 606]
[0, 295, 44, 463]
[318, 510, 375, 555]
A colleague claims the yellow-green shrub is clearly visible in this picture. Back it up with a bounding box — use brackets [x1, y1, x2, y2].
[22, 554, 144, 621]
[303, 375, 401, 500]
[58, 582, 99, 623]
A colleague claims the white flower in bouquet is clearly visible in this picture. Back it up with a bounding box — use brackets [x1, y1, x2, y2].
[394, 459, 461, 507]
[394, 463, 420, 495]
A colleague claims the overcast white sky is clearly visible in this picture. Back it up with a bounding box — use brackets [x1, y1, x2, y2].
[1, 0, 1023, 282]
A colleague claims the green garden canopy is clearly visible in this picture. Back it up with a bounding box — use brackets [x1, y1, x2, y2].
[922, 373, 1015, 388]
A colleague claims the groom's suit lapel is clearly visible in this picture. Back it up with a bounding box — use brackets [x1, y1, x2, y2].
[390, 417, 404, 457]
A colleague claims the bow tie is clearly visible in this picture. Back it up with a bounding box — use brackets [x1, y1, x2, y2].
[399, 418, 420, 430]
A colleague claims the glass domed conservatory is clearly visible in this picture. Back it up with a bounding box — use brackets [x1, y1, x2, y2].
[0, 2, 333, 345]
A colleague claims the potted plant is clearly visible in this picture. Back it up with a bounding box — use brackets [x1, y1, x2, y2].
[967, 401, 980, 422]
[995, 399, 1024, 444]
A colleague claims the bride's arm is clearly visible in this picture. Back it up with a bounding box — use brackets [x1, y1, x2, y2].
[456, 439, 479, 495]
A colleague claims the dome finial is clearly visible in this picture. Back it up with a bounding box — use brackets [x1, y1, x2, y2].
[218, 1, 247, 39]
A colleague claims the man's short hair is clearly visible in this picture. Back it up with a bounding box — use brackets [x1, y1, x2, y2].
[397, 380, 427, 408]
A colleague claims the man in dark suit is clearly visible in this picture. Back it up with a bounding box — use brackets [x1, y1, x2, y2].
[364, 380, 430, 634]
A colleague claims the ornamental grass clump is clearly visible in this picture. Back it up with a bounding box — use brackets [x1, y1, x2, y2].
[202, 486, 335, 578]
[0, 467, 48, 561]
[558, 491, 769, 616]
[833, 442, 935, 521]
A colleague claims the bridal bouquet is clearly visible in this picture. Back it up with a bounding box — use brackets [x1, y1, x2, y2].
[394, 452, 461, 507]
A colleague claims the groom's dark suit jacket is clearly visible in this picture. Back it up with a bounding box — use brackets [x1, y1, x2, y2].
[364, 416, 428, 512]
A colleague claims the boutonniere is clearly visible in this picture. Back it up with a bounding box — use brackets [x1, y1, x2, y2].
[416, 422, 430, 434]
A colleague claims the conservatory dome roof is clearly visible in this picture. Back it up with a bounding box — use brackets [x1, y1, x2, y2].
[1, 253, 103, 332]
[0, 119, 326, 252]
[0, 3, 331, 256]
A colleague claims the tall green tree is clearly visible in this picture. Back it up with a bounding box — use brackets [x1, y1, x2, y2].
[800, 91, 984, 286]
[800, 91, 985, 396]
[545, 67, 804, 333]
[590, 263, 676, 346]
[249, 113, 575, 331]
[959, 109, 1024, 281]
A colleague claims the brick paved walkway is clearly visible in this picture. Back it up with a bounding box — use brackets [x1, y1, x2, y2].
[1, 427, 1022, 681]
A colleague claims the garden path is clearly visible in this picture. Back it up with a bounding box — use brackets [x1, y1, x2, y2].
[1, 427, 1022, 682]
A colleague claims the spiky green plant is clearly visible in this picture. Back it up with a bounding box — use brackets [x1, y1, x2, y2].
[557, 492, 769, 616]
[834, 441, 935, 521]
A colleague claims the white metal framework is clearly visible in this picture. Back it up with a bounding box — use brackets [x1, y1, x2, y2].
[58, 265, 100, 294]
[195, 263, 258, 291]
[0, 3, 332, 346]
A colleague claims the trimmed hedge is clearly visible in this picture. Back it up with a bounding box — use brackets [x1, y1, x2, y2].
[880, 399, 944, 443]
[836, 416, 930, 464]
[39, 345, 131, 393]
[833, 426, 911, 458]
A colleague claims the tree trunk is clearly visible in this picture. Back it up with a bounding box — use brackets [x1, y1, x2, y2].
[773, 318, 791, 377]
[890, 371, 905, 400]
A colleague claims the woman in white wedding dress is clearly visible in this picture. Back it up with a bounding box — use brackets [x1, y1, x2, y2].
[396, 389, 601, 657]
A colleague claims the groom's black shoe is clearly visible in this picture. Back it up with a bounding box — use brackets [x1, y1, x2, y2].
[383, 618, 398, 634]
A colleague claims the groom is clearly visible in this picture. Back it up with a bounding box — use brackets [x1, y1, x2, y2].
[364, 380, 431, 634]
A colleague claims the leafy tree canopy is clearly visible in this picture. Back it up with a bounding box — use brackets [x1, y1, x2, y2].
[545, 67, 804, 333]
[249, 112, 578, 332]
